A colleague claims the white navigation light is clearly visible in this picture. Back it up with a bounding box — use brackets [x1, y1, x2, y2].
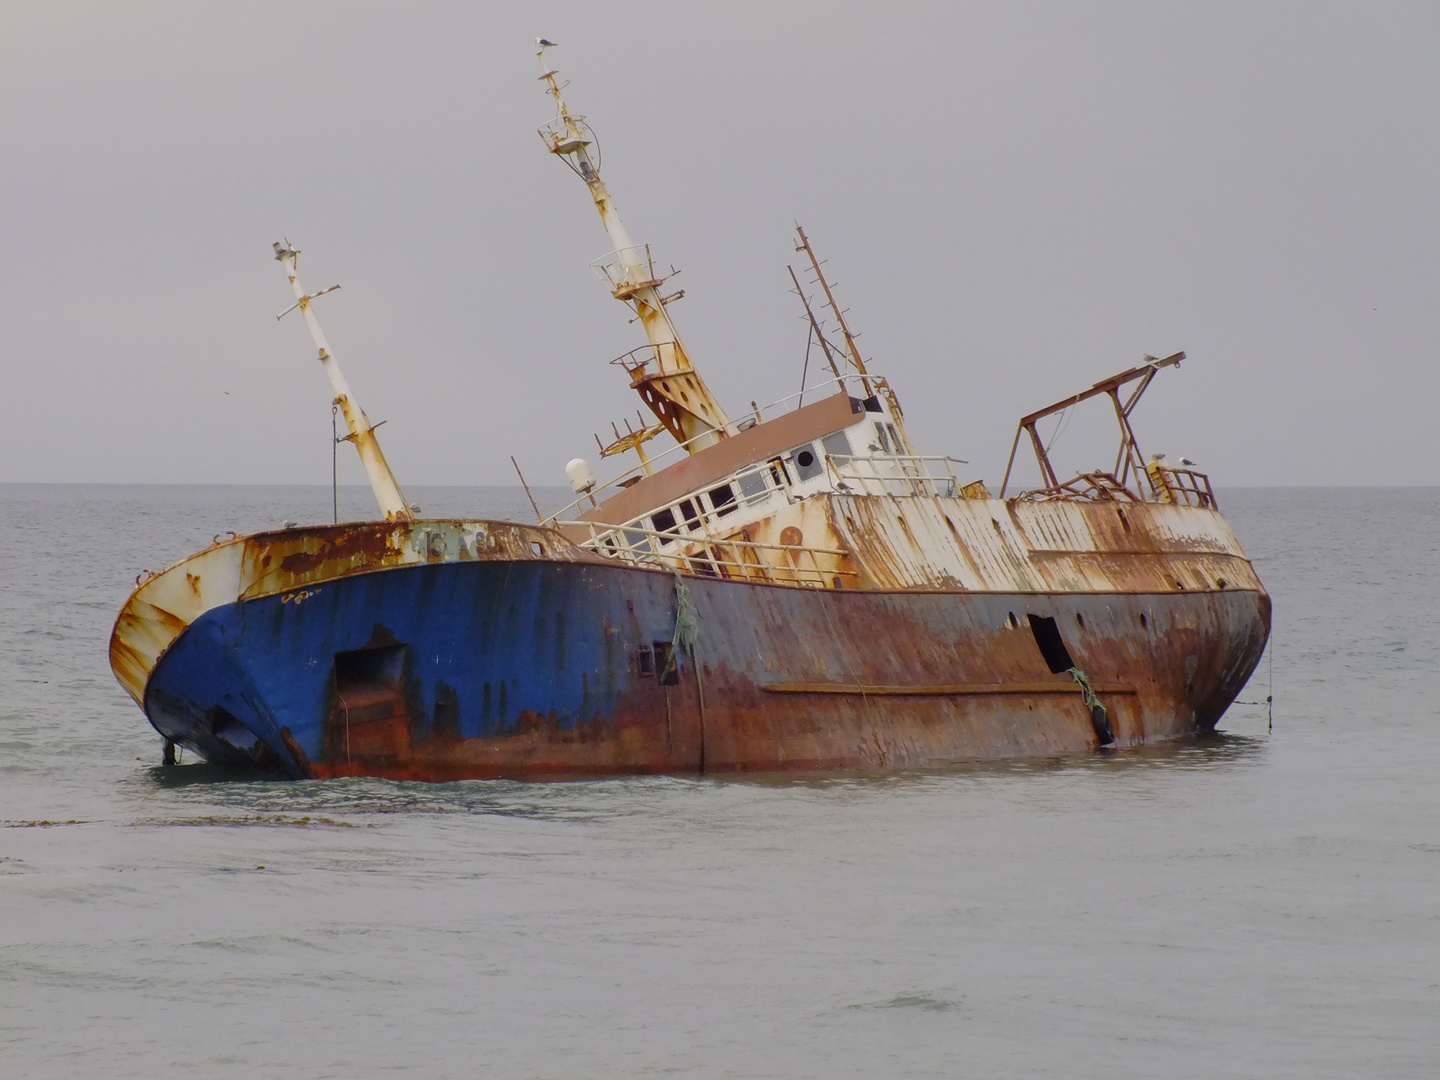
[566, 458, 597, 494]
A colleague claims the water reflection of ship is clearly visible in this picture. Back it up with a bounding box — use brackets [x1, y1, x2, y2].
[109, 44, 1270, 780]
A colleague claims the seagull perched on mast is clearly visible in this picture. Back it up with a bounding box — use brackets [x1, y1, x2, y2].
[537, 37, 558, 47]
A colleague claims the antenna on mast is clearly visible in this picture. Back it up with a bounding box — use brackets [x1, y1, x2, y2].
[794, 225, 872, 396]
[787, 262, 843, 382]
[273, 240, 412, 523]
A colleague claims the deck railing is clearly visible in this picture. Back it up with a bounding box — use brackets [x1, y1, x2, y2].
[828, 454, 966, 498]
[1148, 465, 1217, 509]
[557, 520, 857, 589]
[542, 372, 885, 525]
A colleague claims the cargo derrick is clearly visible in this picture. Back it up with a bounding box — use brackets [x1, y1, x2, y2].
[108, 46, 1270, 781]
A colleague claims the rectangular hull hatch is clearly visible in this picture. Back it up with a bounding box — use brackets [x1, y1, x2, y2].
[327, 644, 412, 767]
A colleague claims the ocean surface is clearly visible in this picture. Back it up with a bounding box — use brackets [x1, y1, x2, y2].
[2, 484, 1437, 1078]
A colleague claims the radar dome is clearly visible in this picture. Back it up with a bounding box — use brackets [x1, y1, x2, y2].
[565, 458, 597, 494]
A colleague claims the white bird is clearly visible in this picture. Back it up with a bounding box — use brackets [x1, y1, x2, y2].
[1178, 456, 1198, 468]
[282, 520, 298, 529]
[537, 37, 558, 47]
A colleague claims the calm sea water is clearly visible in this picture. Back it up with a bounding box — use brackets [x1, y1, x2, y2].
[2, 484, 1437, 1078]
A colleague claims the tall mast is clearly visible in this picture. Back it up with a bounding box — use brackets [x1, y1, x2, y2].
[795, 225, 871, 396]
[273, 242, 412, 522]
[536, 43, 730, 453]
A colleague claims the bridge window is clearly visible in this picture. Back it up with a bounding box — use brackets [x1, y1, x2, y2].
[708, 482, 737, 517]
[737, 469, 767, 504]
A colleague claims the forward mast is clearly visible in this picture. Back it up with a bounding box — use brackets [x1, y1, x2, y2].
[273, 241, 412, 522]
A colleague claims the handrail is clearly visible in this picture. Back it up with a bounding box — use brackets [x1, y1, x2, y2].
[557, 519, 857, 589]
[542, 371, 894, 524]
[543, 425, 733, 524]
[828, 453, 967, 498]
[1148, 465, 1217, 509]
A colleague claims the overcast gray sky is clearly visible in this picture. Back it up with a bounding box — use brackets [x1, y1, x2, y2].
[2, 1, 1437, 492]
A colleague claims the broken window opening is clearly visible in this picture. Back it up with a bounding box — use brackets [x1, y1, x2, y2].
[709, 482, 737, 517]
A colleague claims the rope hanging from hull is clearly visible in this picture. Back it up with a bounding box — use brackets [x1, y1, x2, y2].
[1068, 666, 1115, 745]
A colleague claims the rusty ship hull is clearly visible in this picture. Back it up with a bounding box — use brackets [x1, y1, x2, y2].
[109, 51, 1271, 781]
[111, 501, 1270, 781]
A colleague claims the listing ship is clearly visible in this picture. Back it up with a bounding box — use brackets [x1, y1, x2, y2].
[108, 48, 1270, 781]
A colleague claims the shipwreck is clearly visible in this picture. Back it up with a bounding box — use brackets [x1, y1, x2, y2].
[109, 47, 1270, 780]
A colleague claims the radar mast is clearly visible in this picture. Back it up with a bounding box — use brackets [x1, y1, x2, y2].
[536, 43, 730, 453]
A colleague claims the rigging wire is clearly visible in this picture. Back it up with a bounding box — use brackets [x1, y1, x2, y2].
[331, 403, 339, 525]
[798, 324, 814, 409]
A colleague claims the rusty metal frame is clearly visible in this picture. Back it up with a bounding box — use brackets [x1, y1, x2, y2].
[999, 351, 1184, 499]
[1013, 471, 1141, 503]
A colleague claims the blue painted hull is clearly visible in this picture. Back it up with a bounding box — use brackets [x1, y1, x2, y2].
[141, 555, 1270, 780]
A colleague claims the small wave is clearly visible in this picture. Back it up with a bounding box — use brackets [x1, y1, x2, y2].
[848, 991, 963, 1013]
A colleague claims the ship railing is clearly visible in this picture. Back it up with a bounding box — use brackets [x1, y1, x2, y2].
[748, 373, 876, 421]
[591, 461, 785, 545]
[557, 519, 858, 590]
[1147, 465, 1217, 509]
[828, 454, 966, 498]
[610, 343, 665, 378]
[544, 428, 774, 526]
[542, 372, 888, 526]
[590, 245, 663, 294]
[537, 115, 593, 154]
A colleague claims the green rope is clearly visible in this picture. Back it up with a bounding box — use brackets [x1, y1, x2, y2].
[1067, 666, 1107, 724]
[662, 567, 699, 680]
[664, 566, 708, 772]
